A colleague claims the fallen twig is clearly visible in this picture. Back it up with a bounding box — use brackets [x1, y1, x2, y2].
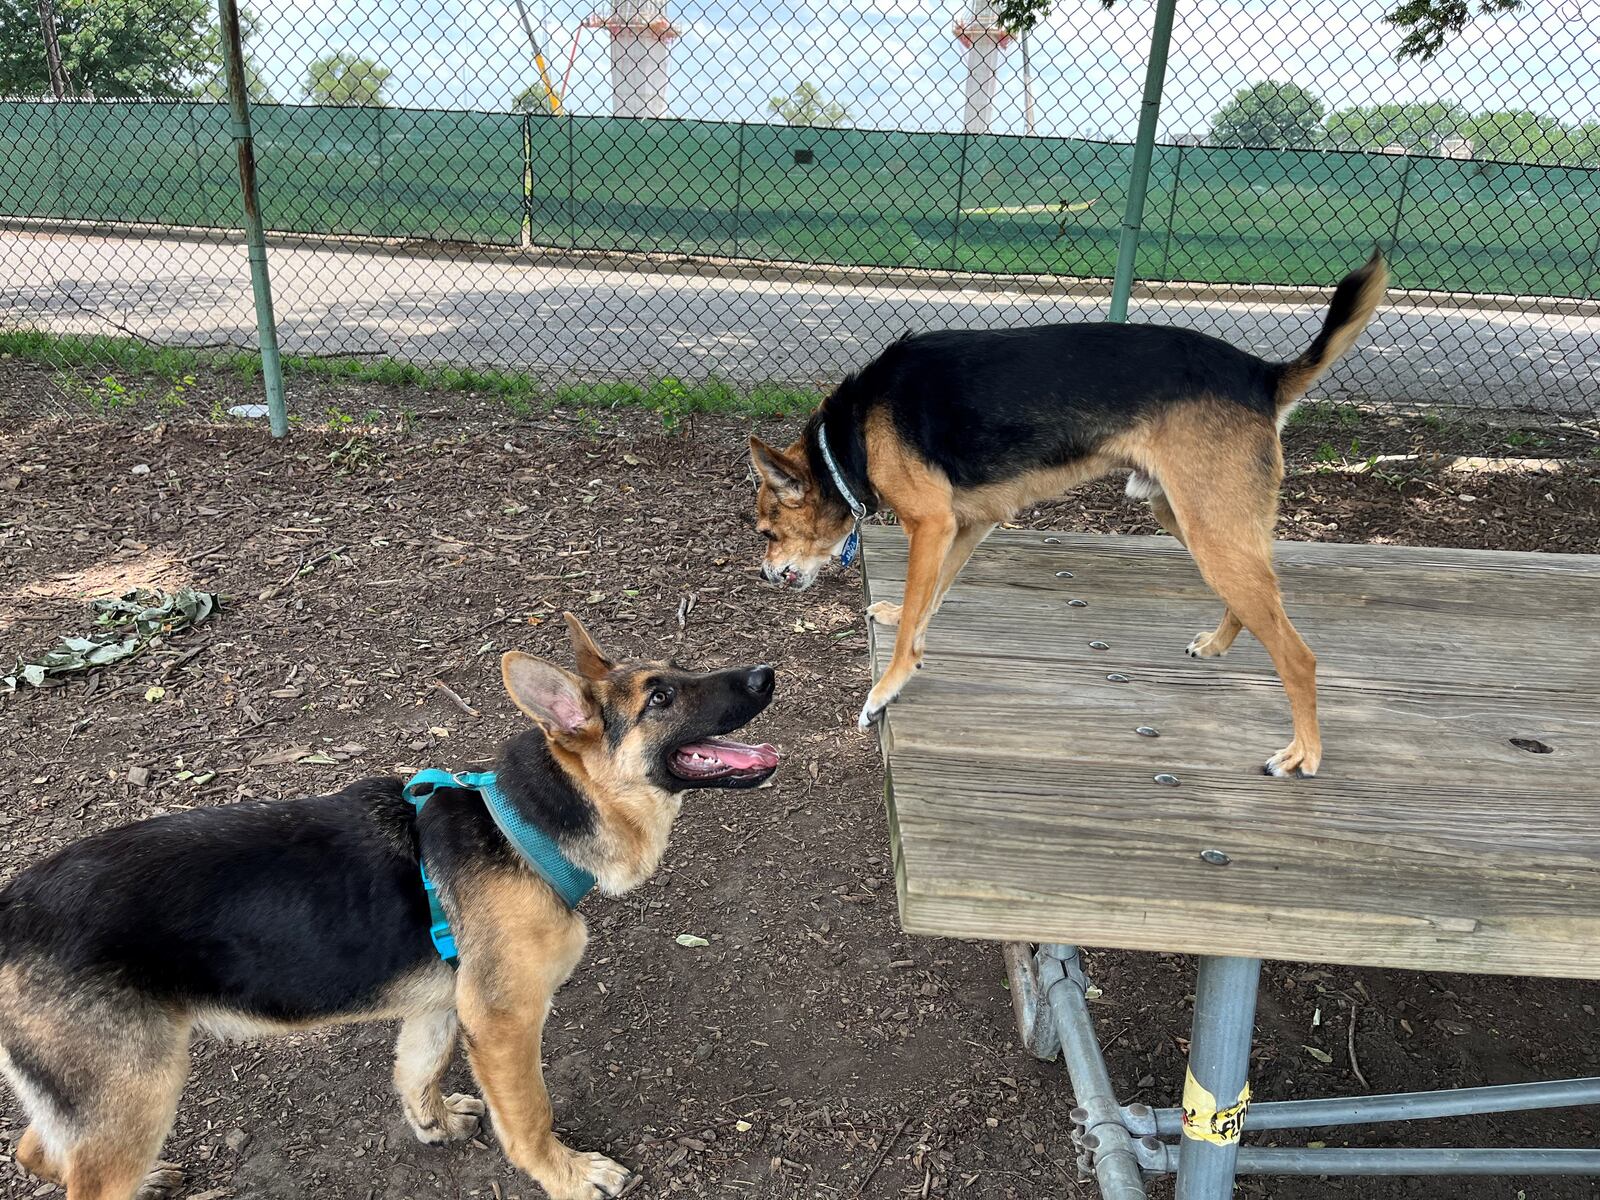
[159, 644, 209, 679]
[718, 1086, 777, 1110]
[430, 679, 481, 718]
[848, 1116, 909, 1200]
[294, 545, 349, 578]
[1349, 1004, 1370, 1090]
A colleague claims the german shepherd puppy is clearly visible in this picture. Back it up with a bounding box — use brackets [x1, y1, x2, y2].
[0, 615, 778, 1200]
[750, 253, 1386, 779]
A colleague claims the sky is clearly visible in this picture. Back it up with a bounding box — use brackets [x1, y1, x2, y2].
[242, 0, 1600, 139]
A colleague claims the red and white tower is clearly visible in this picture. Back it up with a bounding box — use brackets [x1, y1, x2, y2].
[584, 1, 680, 119]
[953, 0, 1013, 134]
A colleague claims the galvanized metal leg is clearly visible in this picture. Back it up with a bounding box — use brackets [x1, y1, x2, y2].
[1035, 945, 1149, 1200]
[1002, 942, 1061, 1061]
[1174, 955, 1262, 1200]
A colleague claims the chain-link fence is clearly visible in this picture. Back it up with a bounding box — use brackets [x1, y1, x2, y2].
[2, 0, 1599, 425]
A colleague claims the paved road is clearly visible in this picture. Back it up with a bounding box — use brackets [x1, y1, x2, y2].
[3, 229, 1597, 414]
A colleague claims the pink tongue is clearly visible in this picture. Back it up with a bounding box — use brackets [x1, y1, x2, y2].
[679, 737, 779, 771]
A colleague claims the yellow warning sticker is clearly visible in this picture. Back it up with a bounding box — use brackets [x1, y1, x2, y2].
[1180, 1068, 1250, 1145]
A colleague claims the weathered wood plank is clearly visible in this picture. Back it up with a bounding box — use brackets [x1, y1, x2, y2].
[862, 527, 1600, 979]
[864, 527, 1600, 582]
[864, 530, 1600, 624]
[871, 597, 1596, 699]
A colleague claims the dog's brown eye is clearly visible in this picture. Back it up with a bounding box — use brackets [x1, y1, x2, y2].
[759, 529, 777, 542]
[648, 687, 675, 709]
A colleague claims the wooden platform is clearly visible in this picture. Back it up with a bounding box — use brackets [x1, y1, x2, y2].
[862, 528, 1600, 980]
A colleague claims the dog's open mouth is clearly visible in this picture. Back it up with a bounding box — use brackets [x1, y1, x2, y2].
[669, 736, 780, 785]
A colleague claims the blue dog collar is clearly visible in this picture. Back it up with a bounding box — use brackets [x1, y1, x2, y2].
[817, 424, 869, 523]
[817, 425, 867, 568]
[405, 768, 597, 965]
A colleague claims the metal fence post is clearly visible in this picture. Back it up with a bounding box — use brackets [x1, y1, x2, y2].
[1108, 0, 1178, 322]
[522, 113, 534, 248]
[1585, 199, 1600, 300]
[950, 132, 970, 271]
[1387, 153, 1413, 261]
[732, 121, 746, 256]
[187, 103, 206, 225]
[376, 105, 391, 239]
[218, 0, 286, 437]
[1160, 142, 1185, 280]
[566, 113, 577, 248]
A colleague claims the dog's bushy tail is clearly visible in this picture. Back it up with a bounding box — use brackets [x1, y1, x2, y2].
[1275, 249, 1388, 411]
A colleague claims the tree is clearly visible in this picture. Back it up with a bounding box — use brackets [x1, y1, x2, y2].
[512, 82, 558, 114]
[994, 0, 1135, 35]
[194, 57, 273, 104]
[0, 0, 220, 98]
[1460, 110, 1573, 164]
[193, 5, 274, 104]
[1566, 123, 1600, 168]
[999, 0, 1523, 62]
[1386, 0, 1522, 60]
[768, 82, 847, 128]
[36, 0, 67, 98]
[1209, 81, 1325, 149]
[1323, 101, 1467, 152]
[304, 52, 390, 107]
[996, 0, 1058, 35]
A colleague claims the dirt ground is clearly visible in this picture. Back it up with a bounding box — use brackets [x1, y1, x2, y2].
[2, 361, 1599, 1200]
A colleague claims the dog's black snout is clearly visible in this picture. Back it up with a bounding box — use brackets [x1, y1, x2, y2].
[744, 666, 775, 697]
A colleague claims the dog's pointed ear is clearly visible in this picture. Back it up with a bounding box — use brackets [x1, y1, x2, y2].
[562, 611, 614, 681]
[501, 651, 598, 737]
[749, 435, 807, 504]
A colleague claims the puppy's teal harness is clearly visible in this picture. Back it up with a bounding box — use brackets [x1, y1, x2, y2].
[404, 769, 597, 966]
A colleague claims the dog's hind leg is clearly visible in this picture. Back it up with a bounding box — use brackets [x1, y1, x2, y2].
[868, 520, 993, 635]
[395, 1009, 484, 1145]
[880, 518, 996, 653]
[57, 1016, 190, 1200]
[1149, 492, 1243, 658]
[924, 521, 995, 640]
[1154, 421, 1320, 778]
[2, 976, 188, 1200]
[16, 1125, 62, 1184]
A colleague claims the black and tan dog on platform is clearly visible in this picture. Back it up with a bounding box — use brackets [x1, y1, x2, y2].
[0, 615, 778, 1200]
[749, 252, 1386, 779]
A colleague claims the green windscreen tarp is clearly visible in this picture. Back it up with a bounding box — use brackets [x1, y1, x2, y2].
[252, 105, 524, 243]
[1, 102, 1596, 296]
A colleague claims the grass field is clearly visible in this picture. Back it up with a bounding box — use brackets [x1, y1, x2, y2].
[0, 328, 818, 426]
[3, 102, 1597, 296]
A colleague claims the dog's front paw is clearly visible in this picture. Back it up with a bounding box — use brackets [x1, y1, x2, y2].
[1264, 740, 1320, 779]
[548, 1150, 635, 1200]
[1185, 630, 1228, 659]
[866, 600, 902, 627]
[857, 676, 907, 730]
[134, 1163, 185, 1200]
